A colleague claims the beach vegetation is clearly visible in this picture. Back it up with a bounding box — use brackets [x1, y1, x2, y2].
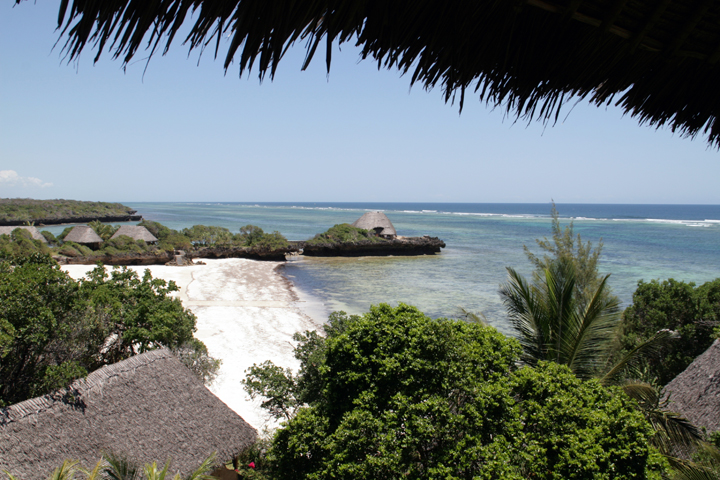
[617, 278, 720, 386]
[0, 228, 52, 259]
[0, 254, 218, 406]
[89, 219, 119, 241]
[305, 223, 385, 246]
[182, 225, 233, 246]
[245, 304, 665, 479]
[236, 226, 289, 250]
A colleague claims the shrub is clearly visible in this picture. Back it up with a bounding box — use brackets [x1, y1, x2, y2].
[305, 223, 384, 246]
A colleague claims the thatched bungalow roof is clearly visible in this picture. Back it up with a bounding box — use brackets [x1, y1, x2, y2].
[664, 339, 720, 435]
[0, 226, 48, 243]
[26, 0, 720, 147]
[352, 211, 397, 237]
[110, 225, 158, 243]
[63, 225, 104, 244]
[0, 349, 257, 479]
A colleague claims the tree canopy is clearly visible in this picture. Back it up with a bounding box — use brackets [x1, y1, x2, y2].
[245, 304, 666, 479]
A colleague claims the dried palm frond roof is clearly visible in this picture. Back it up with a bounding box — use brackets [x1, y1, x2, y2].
[0, 349, 257, 479]
[110, 225, 158, 242]
[18, 0, 720, 147]
[663, 339, 720, 435]
[0, 226, 48, 243]
[352, 211, 397, 237]
[63, 225, 104, 244]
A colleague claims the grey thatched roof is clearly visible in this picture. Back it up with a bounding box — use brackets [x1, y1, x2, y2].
[664, 339, 720, 435]
[352, 212, 397, 237]
[63, 225, 104, 244]
[0, 349, 257, 479]
[110, 225, 158, 243]
[0, 226, 48, 243]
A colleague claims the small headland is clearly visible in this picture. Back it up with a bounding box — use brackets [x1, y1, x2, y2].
[296, 236, 445, 257]
[297, 212, 446, 257]
[0, 198, 141, 226]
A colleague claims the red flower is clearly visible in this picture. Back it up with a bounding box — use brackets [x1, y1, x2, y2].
[248, 462, 255, 469]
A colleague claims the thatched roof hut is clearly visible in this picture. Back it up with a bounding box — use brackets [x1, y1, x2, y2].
[45, 1, 720, 147]
[0, 349, 257, 479]
[110, 225, 158, 243]
[664, 339, 720, 436]
[352, 212, 397, 239]
[0, 226, 48, 243]
[63, 225, 104, 245]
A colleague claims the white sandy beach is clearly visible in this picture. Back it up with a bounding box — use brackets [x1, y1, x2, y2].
[62, 258, 324, 431]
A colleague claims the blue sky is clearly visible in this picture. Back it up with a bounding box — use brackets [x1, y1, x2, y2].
[2, 2, 719, 204]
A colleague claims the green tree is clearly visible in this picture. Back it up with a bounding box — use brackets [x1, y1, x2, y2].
[182, 225, 233, 246]
[0, 255, 218, 406]
[246, 304, 664, 479]
[524, 203, 618, 308]
[619, 278, 720, 386]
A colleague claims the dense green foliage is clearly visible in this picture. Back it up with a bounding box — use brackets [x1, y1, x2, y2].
[0, 198, 136, 225]
[245, 304, 664, 480]
[236, 225, 289, 249]
[305, 223, 386, 246]
[619, 278, 720, 385]
[0, 228, 52, 259]
[0, 254, 217, 406]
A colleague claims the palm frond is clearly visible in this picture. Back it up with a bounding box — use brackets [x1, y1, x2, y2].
[601, 329, 674, 386]
[183, 452, 217, 480]
[102, 452, 140, 480]
[15, 0, 720, 147]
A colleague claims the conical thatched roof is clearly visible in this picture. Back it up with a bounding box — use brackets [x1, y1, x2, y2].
[0, 226, 48, 243]
[110, 225, 158, 243]
[0, 349, 257, 479]
[63, 225, 104, 244]
[352, 212, 397, 237]
[664, 339, 720, 435]
[37, 0, 720, 147]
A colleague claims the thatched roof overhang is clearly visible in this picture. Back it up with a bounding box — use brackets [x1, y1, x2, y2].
[664, 339, 720, 435]
[0, 350, 257, 479]
[110, 225, 159, 242]
[21, 0, 720, 147]
[63, 225, 104, 244]
[352, 211, 397, 237]
[0, 226, 48, 243]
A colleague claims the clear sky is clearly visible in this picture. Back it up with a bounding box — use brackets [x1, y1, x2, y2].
[2, 2, 719, 204]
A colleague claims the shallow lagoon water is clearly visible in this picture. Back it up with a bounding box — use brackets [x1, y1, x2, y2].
[101, 202, 720, 334]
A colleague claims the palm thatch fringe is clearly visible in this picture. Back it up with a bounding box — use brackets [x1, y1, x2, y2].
[18, 0, 720, 146]
[0, 349, 257, 480]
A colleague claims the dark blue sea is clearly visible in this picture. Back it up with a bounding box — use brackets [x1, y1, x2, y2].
[106, 202, 720, 334]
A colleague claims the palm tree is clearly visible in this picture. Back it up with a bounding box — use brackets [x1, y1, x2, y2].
[500, 258, 708, 467]
[500, 258, 620, 379]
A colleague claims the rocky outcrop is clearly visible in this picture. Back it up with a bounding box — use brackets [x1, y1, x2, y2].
[54, 252, 174, 265]
[300, 236, 445, 257]
[53, 245, 301, 265]
[195, 245, 299, 261]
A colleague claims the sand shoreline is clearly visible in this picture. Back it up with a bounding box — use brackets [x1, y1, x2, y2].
[62, 258, 325, 431]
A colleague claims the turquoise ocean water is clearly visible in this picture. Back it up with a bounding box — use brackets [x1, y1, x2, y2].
[61, 202, 720, 336]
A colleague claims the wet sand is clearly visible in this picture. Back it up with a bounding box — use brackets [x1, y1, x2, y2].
[62, 258, 323, 431]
